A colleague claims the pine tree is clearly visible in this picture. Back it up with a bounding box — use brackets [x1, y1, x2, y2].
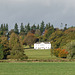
[25, 23, 30, 34]
[36, 24, 39, 29]
[14, 23, 19, 34]
[6, 24, 8, 31]
[40, 21, 45, 34]
[4, 24, 6, 31]
[20, 23, 25, 32]
[1, 24, 3, 31]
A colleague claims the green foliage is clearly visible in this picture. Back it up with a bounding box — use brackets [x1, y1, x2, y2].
[25, 23, 30, 34]
[14, 23, 19, 34]
[9, 33, 28, 60]
[31, 24, 36, 30]
[50, 30, 64, 48]
[10, 43, 28, 60]
[40, 21, 45, 34]
[25, 32, 36, 47]
[20, 23, 25, 33]
[35, 29, 41, 37]
[0, 36, 9, 59]
[9, 33, 18, 49]
[66, 40, 75, 59]
[0, 44, 4, 59]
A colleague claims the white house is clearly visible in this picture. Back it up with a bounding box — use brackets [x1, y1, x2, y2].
[34, 42, 51, 49]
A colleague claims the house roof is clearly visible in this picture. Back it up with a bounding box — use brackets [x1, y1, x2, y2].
[34, 42, 51, 44]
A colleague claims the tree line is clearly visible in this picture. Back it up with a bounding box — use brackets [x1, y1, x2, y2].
[0, 20, 75, 59]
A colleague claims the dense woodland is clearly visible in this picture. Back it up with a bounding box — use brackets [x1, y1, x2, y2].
[0, 21, 75, 60]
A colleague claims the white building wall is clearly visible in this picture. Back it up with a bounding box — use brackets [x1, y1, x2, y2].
[34, 42, 51, 50]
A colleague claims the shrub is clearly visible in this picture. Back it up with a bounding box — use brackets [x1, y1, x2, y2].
[58, 49, 68, 58]
[52, 48, 68, 58]
[53, 48, 61, 57]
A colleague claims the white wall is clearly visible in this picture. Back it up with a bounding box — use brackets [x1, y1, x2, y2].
[34, 42, 51, 50]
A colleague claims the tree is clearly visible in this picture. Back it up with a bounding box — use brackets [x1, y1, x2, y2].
[43, 29, 48, 41]
[6, 24, 8, 31]
[10, 42, 27, 60]
[64, 24, 67, 30]
[36, 24, 39, 29]
[14, 23, 19, 34]
[1, 24, 3, 31]
[49, 29, 64, 48]
[47, 25, 54, 37]
[25, 32, 36, 47]
[31, 24, 36, 30]
[25, 23, 30, 34]
[35, 29, 41, 37]
[0, 36, 9, 59]
[20, 23, 25, 33]
[0, 44, 4, 59]
[9, 33, 18, 49]
[40, 21, 45, 34]
[66, 40, 75, 59]
[4, 24, 6, 31]
[9, 32, 28, 60]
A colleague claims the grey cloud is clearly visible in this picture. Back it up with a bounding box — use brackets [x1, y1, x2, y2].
[0, 0, 75, 30]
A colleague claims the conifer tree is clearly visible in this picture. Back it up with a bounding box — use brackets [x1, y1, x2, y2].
[20, 23, 25, 32]
[40, 21, 45, 34]
[14, 23, 19, 34]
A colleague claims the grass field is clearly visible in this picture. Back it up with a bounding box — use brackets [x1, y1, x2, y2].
[24, 49, 57, 60]
[0, 62, 75, 75]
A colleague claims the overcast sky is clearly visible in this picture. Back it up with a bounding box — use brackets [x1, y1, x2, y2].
[0, 0, 75, 30]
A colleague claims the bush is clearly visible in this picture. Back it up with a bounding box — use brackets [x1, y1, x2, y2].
[58, 49, 68, 58]
[52, 48, 68, 58]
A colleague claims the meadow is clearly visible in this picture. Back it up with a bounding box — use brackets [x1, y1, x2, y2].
[0, 62, 75, 75]
[24, 49, 57, 60]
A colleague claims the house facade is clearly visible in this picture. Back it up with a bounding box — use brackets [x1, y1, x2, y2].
[34, 42, 51, 49]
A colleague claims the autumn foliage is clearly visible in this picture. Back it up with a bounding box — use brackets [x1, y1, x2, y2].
[53, 48, 68, 58]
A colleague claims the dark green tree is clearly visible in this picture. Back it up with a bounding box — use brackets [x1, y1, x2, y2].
[36, 24, 39, 29]
[14, 23, 19, 34]
[6, 24, 8, 31]
[1, 24, 3, 31]
[20, 23, 25, 33]
[25, 23, 30, 34]
[31, 24, 36, 30]
[4, 24, 6, 31]
[64, 24, 67, 30]
[40, 21, 45, 34]
[0, 44, 4, 59]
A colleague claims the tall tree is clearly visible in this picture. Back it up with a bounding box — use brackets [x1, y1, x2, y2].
[4, 24, 6, 31]
[20, 23, 25, 33]
[25, 23, 30, 34]
[40, 21, 45, 34]
[36, 24, 39, 29]
[6, 24, 8, 31]
[0, 44, 4, 59]
[25, 32, 36, 48]
[1, 24, 3, 31]
[64, 24, 67, 30]
[14, 23, 19, 34]
[31, 24, 36, 30]
[35, 29, 41, 37]
[9, 33, 27, 59]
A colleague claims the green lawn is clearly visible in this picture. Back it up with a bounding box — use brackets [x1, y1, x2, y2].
[0, 62, 75, 75]
[25, 49, 57, 60]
